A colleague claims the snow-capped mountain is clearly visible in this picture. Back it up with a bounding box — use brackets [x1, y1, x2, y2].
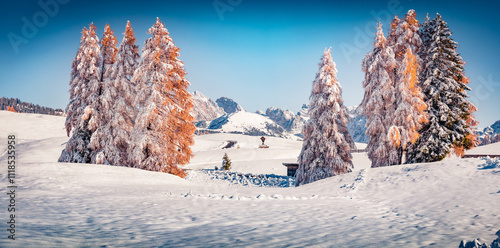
[295, 104, 368, 143]
[191, 92, 368, 142]
[347, 106, 368, 143]
[192, 93, 296, 139]
[476, 120, 500, 145]
[297, 104, 309, 119]
[190, 91, 225, 122]
[480, 120, 500, 136]
[265, 107, 306, 133]
[216, 97, 244, 114]
[203, 111, 290, 139]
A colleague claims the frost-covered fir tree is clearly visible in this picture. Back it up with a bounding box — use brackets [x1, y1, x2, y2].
[386, 10, 427, 164]
[418, 13, 432, 77]
[100, 24, 118, 82]
[406, 14, 478, 163]
[387, 15, 401, 47]
[129, 18, 194, 177]
[295, 48, 353, 186]
[59, 23, 101, 163]
[360, 23, 398, 167]
[92, 21, 140, 166]
[393, 9, 422, 61]
[88, 24, 119, 164]
[388, 48, 427, 164]
[165, 35, 196, 167]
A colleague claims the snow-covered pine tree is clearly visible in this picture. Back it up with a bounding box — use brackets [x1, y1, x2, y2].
[406, 13, 478, 162]
[388, 47, 427, 164]
[387, 15, 401, 47]
[164, 36, 196, 168]
[418, 13, 432, 77]
[92, 21, 140, 166]
[360, 23, 398, 168]
[100, 24, 118, 82]
[295, 48, 354, 186]
[129, 18, 194, 177]
[59, 23, 101, 163]
[88, 24, 119, 164]
[393, 9, 422, 61]
[385, 10, 427, 164]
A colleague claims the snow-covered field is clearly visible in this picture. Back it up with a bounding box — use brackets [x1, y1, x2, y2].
[0, 110, 499, 247]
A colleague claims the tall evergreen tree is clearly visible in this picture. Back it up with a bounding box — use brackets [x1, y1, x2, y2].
[360, 23, 398, 168]
[393, 9, 422, 61]
[59, 23, 101, 163]
[418, 13, 432, 77]
[165, 32, 196, 168]
[129, 18, 194, 177]
[388, 48, 427, 163]
[100, 24, 118, 83]
[387, 15, 401, 47]
[295, 48, 353, 186]
[387, 10, 427, 164]
[92, 21, 140, 166]
[406, 13, 478, 162]
[88, 24, 119, 164]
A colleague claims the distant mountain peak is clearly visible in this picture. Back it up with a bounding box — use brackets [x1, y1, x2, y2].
[216, 97, 244, 114]
[190, 92, 225, 122]
[265, 107, 305, 133]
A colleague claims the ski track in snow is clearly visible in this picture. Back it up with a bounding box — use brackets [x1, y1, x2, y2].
[0, 111, 499, 247]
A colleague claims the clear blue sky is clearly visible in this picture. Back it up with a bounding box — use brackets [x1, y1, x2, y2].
[1, 0, 499, 128]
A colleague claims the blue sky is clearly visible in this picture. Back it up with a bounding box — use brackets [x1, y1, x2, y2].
[1, 0, 499, 128]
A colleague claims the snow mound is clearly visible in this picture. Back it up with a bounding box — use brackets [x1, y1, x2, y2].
[459, 229, 500, 248]
[187, 170, 295, 187]
[478, 157, 500, 170]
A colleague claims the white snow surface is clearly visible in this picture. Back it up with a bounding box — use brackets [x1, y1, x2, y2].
[465, 142, 500, 155]
[0, 110, 499, 247]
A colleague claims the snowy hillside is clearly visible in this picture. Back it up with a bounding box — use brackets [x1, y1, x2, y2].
[465, 142, 500, 156]
[0, 110, 499, 247]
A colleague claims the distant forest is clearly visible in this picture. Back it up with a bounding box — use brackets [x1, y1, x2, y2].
[0, 97, 64, 116]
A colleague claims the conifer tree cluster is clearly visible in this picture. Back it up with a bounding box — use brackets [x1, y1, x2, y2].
[296, 48, 354, 186]
[361, 10, 477, 167]
[59, 18, 195, 177]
